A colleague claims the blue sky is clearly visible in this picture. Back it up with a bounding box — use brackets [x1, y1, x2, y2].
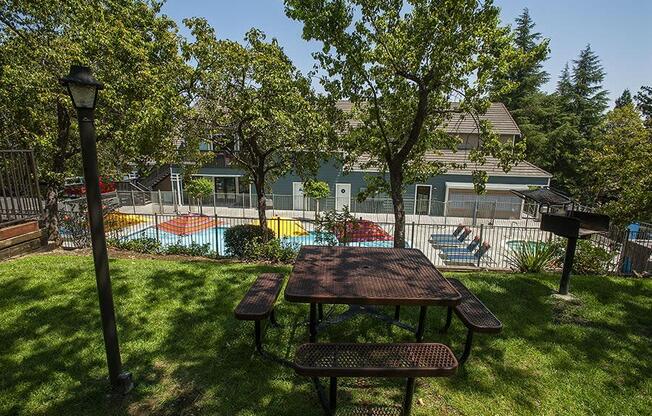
[162, 0, 652, 105]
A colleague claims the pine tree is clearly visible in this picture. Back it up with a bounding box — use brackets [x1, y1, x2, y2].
[615, 89, 633, 108]
[635, 85, 652, 125]
[496, 8, 550, 108]
[571, 44, 609, 137]
[556, 63, 574, 107]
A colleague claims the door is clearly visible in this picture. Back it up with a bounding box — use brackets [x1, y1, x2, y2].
[415, 185, 432, 215]
[335, 183, 351, 211]
[293, 182, 305, 211]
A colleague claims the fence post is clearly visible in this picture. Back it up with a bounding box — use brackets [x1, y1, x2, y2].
[277, 216, 281, 240]
[158, 189, 163, 213]
[130, 189, 136, 214]
[477, 223, 484, 268]
[215, 214, 220, 255]
[343, 217, 348, 246]
[154, 213, 160, 243]
[411, 221, 416, 248]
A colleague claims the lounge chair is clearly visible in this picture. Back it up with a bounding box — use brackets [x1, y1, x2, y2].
[430, 224, 464, 240]
[444, 242, 491, 266]
[430, 227, 472, 247]
[440, 236, 481, 258]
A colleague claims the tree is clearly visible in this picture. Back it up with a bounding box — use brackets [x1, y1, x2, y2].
[586, 104, 652, 224]
[182, 20, 338, 230]
[285, 0, 526, 247]
[303, 179, 330, 218]
[635, 85, 652, 126]
[185, 178, 213, 215]
[0, 0, 189, 240]
[571, 44, 608, 138]
[615, 89, 633, 108]
[493, 8, 550, 109]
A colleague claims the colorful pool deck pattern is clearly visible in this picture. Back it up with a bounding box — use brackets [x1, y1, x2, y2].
[251, 216, 309, 237]
[336, 219, 393, 242]
[157, 214, 221, 236]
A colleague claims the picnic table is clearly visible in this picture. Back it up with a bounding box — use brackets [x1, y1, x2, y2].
[284, 245, 462, 342]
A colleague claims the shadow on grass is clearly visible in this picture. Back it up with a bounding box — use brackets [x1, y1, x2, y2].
[1, 257, 651, 415]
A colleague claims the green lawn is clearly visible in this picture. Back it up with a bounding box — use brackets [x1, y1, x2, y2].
[0, 253, 650, 415]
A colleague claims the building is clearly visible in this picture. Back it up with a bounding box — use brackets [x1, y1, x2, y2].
[145, 101, 551, 220]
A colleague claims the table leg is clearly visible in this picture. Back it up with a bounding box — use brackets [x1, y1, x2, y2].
[309, 303, 317, 343]
[416, 306, 427, 342]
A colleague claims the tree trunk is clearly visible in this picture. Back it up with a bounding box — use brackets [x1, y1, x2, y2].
[44, 100, 71, 244]
[44, 185, 61, 245]
[254, 180, 268, 231]
[389, 164, 406, 248]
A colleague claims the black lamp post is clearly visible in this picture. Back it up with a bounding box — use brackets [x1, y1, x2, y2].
[60, 65, 133, 394]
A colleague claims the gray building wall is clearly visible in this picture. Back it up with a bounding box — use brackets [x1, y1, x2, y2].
[178, 157, 549, 204]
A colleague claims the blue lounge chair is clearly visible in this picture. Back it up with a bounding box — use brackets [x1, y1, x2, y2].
[430, 227, 472, 247]
[440, 236, 481, 258]
[430, 224, 464, 240]
[444, 242, 491, 266]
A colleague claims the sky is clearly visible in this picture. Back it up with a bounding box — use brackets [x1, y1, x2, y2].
[161, 0, 652, 105]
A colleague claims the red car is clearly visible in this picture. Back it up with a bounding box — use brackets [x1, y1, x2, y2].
[63, 176, 116, 197]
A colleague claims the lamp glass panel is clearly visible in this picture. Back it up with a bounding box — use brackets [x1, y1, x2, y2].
[68, 84, 97, 109]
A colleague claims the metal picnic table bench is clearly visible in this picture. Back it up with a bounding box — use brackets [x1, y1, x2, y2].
[234, 245, 503, 415]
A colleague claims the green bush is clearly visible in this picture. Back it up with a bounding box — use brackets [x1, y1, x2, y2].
[507, 241, 558, 273]
[165, 241, 214, 257]
[107, 237, 162, 254]
[551, 239, 613, 275]
[224, 224, 275, 257]
[243, 239, 298, 263]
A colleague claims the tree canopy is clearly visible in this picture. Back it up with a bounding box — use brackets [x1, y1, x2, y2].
[493, 8, 550, 109]
[0, 0, 189, 237]
[615, 89, 633, 108]
[181, 19, 339, 228]
[586, 104, 652, 224]
[285, 0, 527, 247]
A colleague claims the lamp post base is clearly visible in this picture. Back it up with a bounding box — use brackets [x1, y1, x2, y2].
[111, 372, 134, 395]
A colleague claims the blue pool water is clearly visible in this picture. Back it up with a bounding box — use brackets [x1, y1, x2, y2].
[120, 226, 399, 256]
[505, 240, 547, 252]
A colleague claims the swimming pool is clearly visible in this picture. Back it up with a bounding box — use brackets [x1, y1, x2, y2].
[505, 240, 547, 252]
[120, 225, 401, 256]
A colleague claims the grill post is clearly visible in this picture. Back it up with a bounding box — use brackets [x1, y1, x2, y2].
[559, 236, 577, 295]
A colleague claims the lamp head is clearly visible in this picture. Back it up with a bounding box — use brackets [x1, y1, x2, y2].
[60, 65, 103, 110]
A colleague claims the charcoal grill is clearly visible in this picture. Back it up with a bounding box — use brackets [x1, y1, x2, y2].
[541, 211, 610, 295]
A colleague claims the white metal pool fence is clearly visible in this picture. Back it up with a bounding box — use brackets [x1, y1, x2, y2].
[58, 211, 648, 275]
[112, 190, 539, 225]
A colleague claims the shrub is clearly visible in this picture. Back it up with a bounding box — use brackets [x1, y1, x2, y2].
[314, 206, 358, 246]
[550, 239, 613, 275]
[243, 239, 298, 263]
[224, 224, 275, 257]
[165, 241, 214, 257]
[107, 236, 162, 254]
[507, 241, 558, 273]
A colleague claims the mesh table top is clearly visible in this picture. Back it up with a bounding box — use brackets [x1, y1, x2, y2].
[284, 246, 461, 306]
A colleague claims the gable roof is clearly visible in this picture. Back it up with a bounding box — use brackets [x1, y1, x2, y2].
[353, 150, 552, 178]
[335, 100, 521, 136]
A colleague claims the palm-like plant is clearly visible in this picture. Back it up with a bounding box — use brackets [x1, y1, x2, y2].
[507, 242, 558, 273]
